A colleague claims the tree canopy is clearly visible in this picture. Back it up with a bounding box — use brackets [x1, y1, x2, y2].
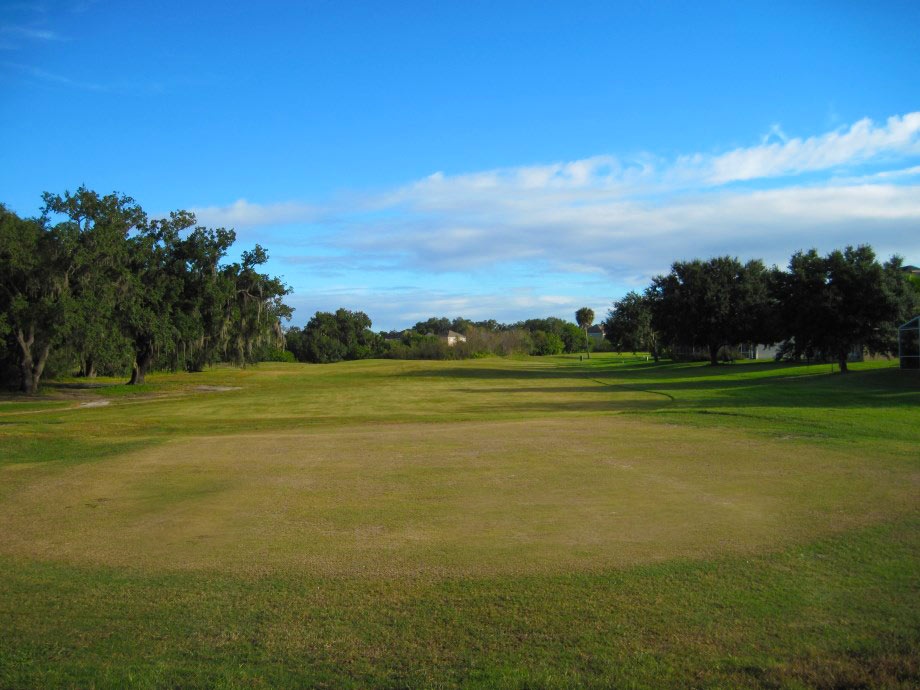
[647, 256, 777, 365]
[776, 246, 917, 372]
[604, 291, 660, 361]
[1, 188, 292, 391]
[5, 192, 915, 385]
[293, 309, 382, 364]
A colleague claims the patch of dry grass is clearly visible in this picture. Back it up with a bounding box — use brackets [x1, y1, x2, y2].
[1, 415, 914, 576]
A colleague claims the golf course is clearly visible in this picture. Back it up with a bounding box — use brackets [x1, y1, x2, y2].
[1, 354, 918, 688]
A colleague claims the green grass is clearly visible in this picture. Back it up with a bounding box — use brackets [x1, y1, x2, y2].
[0, 354, 918, 688]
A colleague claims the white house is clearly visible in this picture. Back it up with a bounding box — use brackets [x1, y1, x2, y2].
[440, 330, 467, 346]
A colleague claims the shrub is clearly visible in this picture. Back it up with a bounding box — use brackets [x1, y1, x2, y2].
[260, 347, 296, 363]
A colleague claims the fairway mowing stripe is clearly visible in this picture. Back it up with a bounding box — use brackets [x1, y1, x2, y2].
[589, 378, 677, 402]
[0, 386, 247, 417]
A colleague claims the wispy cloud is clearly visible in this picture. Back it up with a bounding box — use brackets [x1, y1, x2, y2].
[0, 3, 49, 13]
[201, 112, 920, 315]
[342, 183, 920, 276]
[379, 112, 920, 209]
[336, 112, 920, 278]
[286, 286, 608, 327]
[279, 252, 402, 278]
[1, 24, 61, 40]
[830, 164, 920, 185]
[4, 61, 104, 90]
[693, 112, 920, 184]
[72, 0, 103, 13]
[7, 67, 219, 95]
[191, 199, 321, 228]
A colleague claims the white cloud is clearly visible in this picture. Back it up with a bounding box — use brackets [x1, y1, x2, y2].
[698, 113, 920, 184]
[377, 112, 920, 211]
[830, 164, 920, 185]
[191, 199, 320, 228]
[342, 183, 920, 278]
[194, 112, 920, 310]
[333, 113, 920, 279]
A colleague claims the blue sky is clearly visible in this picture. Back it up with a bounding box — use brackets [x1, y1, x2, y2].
[2, 1, 919, 330]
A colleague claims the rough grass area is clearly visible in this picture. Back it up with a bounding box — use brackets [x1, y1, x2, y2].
[0, 354, 918, 688]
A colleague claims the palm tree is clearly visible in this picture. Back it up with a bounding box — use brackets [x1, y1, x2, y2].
[575, 307, 594, 359]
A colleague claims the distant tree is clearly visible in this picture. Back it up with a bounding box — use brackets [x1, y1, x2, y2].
[517, 317, 586, 354]
[450, 317, 473, 334]
[604, 291, 660, 361]
[575, 307, 594, 358]
[777, 246, 917, 372]
[517, 318, 545, 333]
[516, 317, 567, 338]
[302, 312, 347, 363]
[558, 322, 585, 354]
[284, 326, 306, 362]
[301, 308, 378, 363]
[906, 272, 920, 297]
[413, 317, 451, 336]
[648, 256, 775, 365]
[224, 245, 293, 367]
[472, 319, 502, 332]
[530, 330, 564, 356]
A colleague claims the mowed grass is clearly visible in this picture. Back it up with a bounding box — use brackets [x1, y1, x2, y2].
[0, 354, 918, 688]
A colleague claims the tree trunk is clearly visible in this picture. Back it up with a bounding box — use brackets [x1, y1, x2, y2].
[15, 327, 50, 394]
[709, 343, 719, 366]
[80, 355, 97, 378]
[129, 357, 147, 385]
[837, 354, 849, 374]
[584, 328, 590, 359]
[19, 359, 37, 394]
[16, 326, 34, 393]
[129, 340, 154, 385]
[651, 347, 659, 363]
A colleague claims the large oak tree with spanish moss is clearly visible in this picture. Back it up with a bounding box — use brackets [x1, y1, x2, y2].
[1, 187, 292, 391]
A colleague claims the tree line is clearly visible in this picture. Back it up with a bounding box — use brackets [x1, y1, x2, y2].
[5, 189, 916, 387]
[603, 246, 919, 372]
[284, 245, 919, 372]
[0, 188, 292, 392]
[284, 312, 597, 363]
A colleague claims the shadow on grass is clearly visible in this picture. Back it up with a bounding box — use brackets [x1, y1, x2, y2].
[44, 382, 113, 390]
[0, 436, 158, 468]
[403, 361, 920, 412]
